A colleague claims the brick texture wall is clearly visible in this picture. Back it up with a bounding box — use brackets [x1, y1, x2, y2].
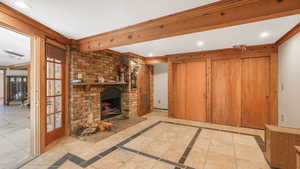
[69, 47, 145, 134]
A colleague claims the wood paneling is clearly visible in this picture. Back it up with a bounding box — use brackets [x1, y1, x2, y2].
[265, 125, 300, 169]
[168, 62, 174, 117]
[36, 36, 47, 153]
[242, 57, 270, 129]
[137, 65, 151, 116]
[145, 56, 168, 64]
[78, 0, 300, 52]
[168, 44, 276, 62]
[171, 61, 207, 121]
[173, 63, 186, 119]
[296, 146, 300, 169]
[169, 44, 278, 128]
[186, 61, 207, 121]
[211, 59, 241, 126]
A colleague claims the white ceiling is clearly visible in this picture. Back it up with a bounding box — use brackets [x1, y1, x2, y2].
[1, 0, 219, 39]
[1, 0, 299, 57]
[113, 15, 300, 57]
[0, 26, 31, 66]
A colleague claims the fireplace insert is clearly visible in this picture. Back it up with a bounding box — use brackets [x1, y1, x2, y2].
[100, 87, 122, 120]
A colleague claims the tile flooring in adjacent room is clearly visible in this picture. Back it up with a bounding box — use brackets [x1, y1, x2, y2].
[0, 105, 31, 169]
[21, 111, 270, 169]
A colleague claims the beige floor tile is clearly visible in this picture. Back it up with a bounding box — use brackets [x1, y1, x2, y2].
[124, 135, 154, 151]
[193, 138, 210, 152]
[21, 111, 270, 169]
[118, 154, 157, 169]
[236, 158, 271, 169]
[204, 151, 237, 169]
[161, 145, 183, 162]
[233, 134, 258, 147]
[142, 139, 172, 157]
[209, 138, 235, 156]
[91, 150, 136, 169]
[184, 150, 207, 169]
[150, 161, 175, 169]
[58, 161, 83, 169]
[234, 143, 265, 163]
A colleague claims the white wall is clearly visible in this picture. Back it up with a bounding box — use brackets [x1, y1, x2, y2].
[278, 32, 300, 128]
[0, 71, 4, 98]
[153, 64, 168, 109]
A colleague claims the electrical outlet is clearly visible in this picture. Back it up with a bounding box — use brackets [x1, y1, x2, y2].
[281, 83, 284, 91]
[281, 114, 285, 122]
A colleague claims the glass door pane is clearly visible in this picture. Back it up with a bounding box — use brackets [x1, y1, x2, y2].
[46, 60, 64, 133]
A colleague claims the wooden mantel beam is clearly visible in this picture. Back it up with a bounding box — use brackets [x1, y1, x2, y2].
[78, 0, 300, 52]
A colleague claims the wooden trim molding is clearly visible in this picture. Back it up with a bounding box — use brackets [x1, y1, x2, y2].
[0, 63, 29, 70]
[65, 46, 71, 137]
[78, 0, 300, 52]
[296, 146, 300, 154]
[145, 56, 168, 64]
[123, 52, 145, 60]
[0, 2, 69, 43]
[168, 62, 174, 117]
[276, 23, 300, 46]
[167, 44, 276, 62]
[102, 49, 124, 56]
[270, 51, 279, 125]
[46, 39, 67, 50]
[36, 36, 47, 153]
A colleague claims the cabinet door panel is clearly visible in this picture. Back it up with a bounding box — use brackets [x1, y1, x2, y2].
[174, 63, 186, 118]
[186, 61, 207, 121]
[212, 59, 241, 126]
[242, 57, 270, 129]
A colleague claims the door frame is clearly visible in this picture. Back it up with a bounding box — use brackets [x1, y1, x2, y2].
[44, 43, 67, 145]
[0, 24, 41, 158]
[0, 21, 70, 156]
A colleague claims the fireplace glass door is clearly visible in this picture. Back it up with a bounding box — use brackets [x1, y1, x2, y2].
[45, 44, 65, 145]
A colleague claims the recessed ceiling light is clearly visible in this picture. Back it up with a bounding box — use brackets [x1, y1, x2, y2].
[260, 32, 270, 38]
[197, 41, 204, 47]
[14, 1, 31, 9]
[148, 53, 153, 57]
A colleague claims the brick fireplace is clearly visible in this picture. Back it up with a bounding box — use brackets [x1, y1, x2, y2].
[101, 87, 122, 120]
[69, 46, 145, 135]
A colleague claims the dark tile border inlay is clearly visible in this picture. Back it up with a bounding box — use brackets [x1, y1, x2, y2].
[174, 128, 201, 169]
[47, 120, 270, 169]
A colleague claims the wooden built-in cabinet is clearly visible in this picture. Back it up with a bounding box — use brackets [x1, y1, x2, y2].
[265, 125, 300, 169]
[173, 60, 207, 122]
[169, 44, 278, 129]
[242, 57, 271, 129]
[211, 58, 241, 126]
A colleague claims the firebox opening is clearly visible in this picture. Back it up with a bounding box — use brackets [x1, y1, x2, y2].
[101, 87, 122, 120]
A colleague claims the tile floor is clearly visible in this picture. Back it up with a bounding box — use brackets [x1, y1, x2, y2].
[21, 111, 270, 169]
[0, 105, 31, 169]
